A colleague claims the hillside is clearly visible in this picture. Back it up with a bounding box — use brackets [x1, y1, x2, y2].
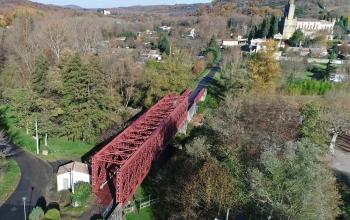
[0, 0, 74, 13]
[214, 0, 350, 17]
[113, 3, 206, 16]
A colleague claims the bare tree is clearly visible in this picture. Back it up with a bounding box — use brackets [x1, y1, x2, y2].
[38, 15, 69, 62]
[5, 15, 39, 88]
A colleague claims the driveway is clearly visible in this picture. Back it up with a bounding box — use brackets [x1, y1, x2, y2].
[0, 144, 52, 219]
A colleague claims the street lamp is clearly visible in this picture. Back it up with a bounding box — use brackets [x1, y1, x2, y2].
[22, 196, 26, 220]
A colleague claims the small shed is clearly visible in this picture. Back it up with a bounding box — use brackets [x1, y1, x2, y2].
[57, 161, 90, 192]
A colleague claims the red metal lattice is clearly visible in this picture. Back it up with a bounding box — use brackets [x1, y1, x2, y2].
[92, 90, 191, 206]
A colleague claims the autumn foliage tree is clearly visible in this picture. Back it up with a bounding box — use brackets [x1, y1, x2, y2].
[192, 59, 206, 75]
[181, 159, 246, 218]
[248, 40, 280, 91]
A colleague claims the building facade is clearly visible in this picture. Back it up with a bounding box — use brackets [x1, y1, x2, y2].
[282, 0, 335, 40]
[57, 161, 90, 192]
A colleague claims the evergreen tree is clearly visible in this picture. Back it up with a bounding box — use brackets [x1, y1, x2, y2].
[32, 55, 49, 95]
[159, 33, 171, 55]
[289, 29, 305, 46]
[248, 25, 257, 40]
[269, 15, 279, 38]
[32, 56, 61, 146]
[61, 55, 110, 142]
[323, 52, 337, 81]
[208, 35, 219, 49]
[260, 17, 270, 38]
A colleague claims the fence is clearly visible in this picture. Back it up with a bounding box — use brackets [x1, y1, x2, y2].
[124, 196, 159, 214]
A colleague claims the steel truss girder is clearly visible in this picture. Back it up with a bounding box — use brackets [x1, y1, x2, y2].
[92, 90, 191, 205]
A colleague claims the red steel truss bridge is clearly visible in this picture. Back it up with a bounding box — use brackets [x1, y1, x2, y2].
[92, 90, 193, 206]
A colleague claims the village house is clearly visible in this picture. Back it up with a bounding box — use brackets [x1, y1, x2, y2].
[221, 35, 248, 48]
[56, 161, 90, 192]
[249, 38, 267, 52]
[97, 9, 111, 16]
[140, 50, 162, 62]
[158, 26, 172, 32]
[186, 28, 196, 39]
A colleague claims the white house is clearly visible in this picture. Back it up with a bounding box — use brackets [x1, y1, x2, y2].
[222, 39, 239, 48]
[159, 26, 172, 32]
[57, 161, 90, 192]
[221, 35, 248, 48]
[98, 9, 111, 16]
[103, 10, 111, 15]
[187, 28, 197, 39]
[250, 38, 267, 52]
[140, 50, 162, 62]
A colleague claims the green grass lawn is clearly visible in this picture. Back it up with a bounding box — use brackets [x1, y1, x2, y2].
[8, 122, 93, 161]
[0, 159, 21, 205]
[126, 207, 154, 220]
[1, 106, 94, 161]
[125, 185, 155, 220]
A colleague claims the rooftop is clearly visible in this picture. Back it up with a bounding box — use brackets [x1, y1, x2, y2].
[57, 161, 89, 175]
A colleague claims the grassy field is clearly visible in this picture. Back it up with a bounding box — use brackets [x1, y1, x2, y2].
[60, 194, 94, 219]
[126, 207, 154, 220]
[0, 159, 21, 205]
[7, 122, 94, 161]
[125, 186, 155, 220]
[1, 106, 94, 161]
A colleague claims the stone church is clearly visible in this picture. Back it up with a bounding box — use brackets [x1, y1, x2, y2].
[282, 0, 335, 40]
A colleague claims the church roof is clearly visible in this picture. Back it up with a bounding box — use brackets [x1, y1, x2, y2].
[297, 18, 320, 22]
[298, 18, 334, 24]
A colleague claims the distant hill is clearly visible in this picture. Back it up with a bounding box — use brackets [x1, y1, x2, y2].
[0, 0, 74, 13]
[63, 4, 83, 10]
[113, 4, 206, 16]
[212, 0, 350, 17]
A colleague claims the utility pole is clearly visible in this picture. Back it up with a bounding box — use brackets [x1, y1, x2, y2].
[35, 119, 39, 154]
[226, 208, 230, 220]
[22, 197, 26, 220]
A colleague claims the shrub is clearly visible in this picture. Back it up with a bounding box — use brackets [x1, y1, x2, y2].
[58, 190, 71, 207]
[286, 79, 333, 95]
[44, 209, 60, 220]
[71, 182, 91, 207]
[192, 60, 206, 75]
[0, 19, 6, 28]
[29, 207, 44, 220]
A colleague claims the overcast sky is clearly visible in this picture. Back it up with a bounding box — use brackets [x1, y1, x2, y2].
[31, 0, 211, 8]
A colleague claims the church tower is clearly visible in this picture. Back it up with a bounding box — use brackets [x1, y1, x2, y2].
[287, 0, 296, 20]
[282, 0, 297, 39]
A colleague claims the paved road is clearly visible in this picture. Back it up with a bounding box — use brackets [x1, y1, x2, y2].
[189, 66, 221, 107]
[0, 144, 52, 220]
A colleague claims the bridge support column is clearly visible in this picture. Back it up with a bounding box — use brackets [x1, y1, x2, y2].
[178, 121, 188, 135]
[330, 133, 338, 154]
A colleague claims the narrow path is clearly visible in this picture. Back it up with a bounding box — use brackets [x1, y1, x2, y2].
[0, 144, 52, 219]
[189, 66, 221, 107]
